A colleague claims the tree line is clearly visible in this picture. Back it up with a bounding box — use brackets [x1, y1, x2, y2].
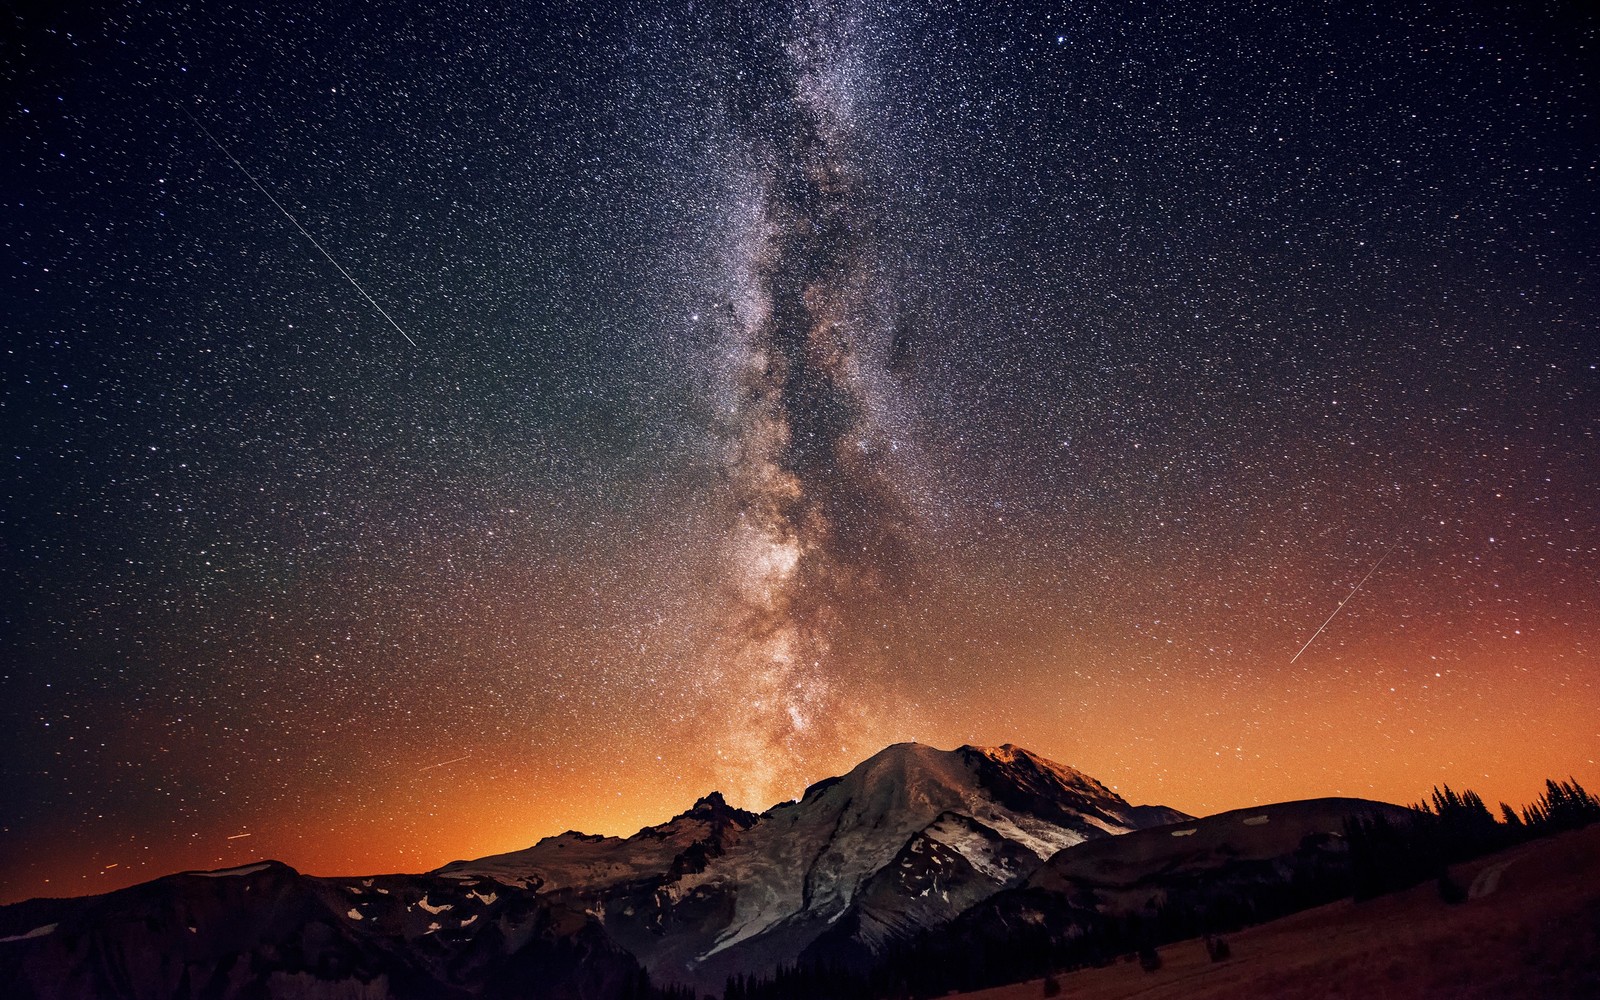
[1345, 776, 1600, 901]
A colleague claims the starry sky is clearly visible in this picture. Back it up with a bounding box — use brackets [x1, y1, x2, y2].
[3, 0, 1597, 904]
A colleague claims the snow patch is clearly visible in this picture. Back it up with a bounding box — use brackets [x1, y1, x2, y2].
[0, 923, 57, 943]
[418, 895, 452, 914]
[923, 815, 1023, 884]
[468, 889, 498, 905]
[460, 914, 479, 927]
[1243, 815, 1270, 826]
[425, 922, 441, 934]
[1085, 814, 1134, 835]
[346, 909, 363, 920]
[1171, 828, 1198, 838]
[194, 863, 271, 878]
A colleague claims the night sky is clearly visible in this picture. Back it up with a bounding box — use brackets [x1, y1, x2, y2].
[3, 0, 1596, 904]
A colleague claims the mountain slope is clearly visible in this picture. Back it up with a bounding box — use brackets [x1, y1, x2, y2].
[900, 796, 1418, 997]
[1027, 796, 1417, 897]
[436, 791, 759, 893]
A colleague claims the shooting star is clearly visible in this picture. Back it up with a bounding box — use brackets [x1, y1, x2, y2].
[226, 833, 252, 840]
[1290, 541, 1398, 664]
[182, 106, 419, 348]
[419, 754, 472, 773]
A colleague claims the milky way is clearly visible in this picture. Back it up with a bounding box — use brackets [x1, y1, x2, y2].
[2, 0, 1596, 903]
[703, 3, 918, 802]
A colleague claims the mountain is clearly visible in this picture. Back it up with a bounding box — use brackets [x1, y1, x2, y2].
[1027, 796, 1419, 900]
[436, 742, 1189, 990]
[0, 860, 648, 1000]
[436, 791, 760, 894]
[900, 796, 1417, 996]
[0, 742, 1189, 998]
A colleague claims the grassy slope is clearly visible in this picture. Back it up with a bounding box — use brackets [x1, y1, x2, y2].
[958, 824, 1600, 1000]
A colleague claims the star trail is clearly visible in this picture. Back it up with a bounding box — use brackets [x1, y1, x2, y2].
[2, 0, 1596, 903]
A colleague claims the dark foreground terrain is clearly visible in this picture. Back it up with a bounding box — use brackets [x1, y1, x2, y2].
[957, 823, 1600, 1000]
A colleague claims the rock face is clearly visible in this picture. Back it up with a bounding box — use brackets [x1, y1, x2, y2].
[0, 742, 1189, 998]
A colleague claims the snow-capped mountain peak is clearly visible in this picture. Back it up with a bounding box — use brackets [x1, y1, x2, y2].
[421, 742, 1189, 991]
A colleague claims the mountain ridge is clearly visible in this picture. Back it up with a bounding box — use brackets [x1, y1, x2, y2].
[0, 741, 1415, 1000]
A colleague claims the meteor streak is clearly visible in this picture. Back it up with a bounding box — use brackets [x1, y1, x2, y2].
[182, 106, 420, 348]
[1290, 542, 1398, 664]
[419, 754, 471, 772]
